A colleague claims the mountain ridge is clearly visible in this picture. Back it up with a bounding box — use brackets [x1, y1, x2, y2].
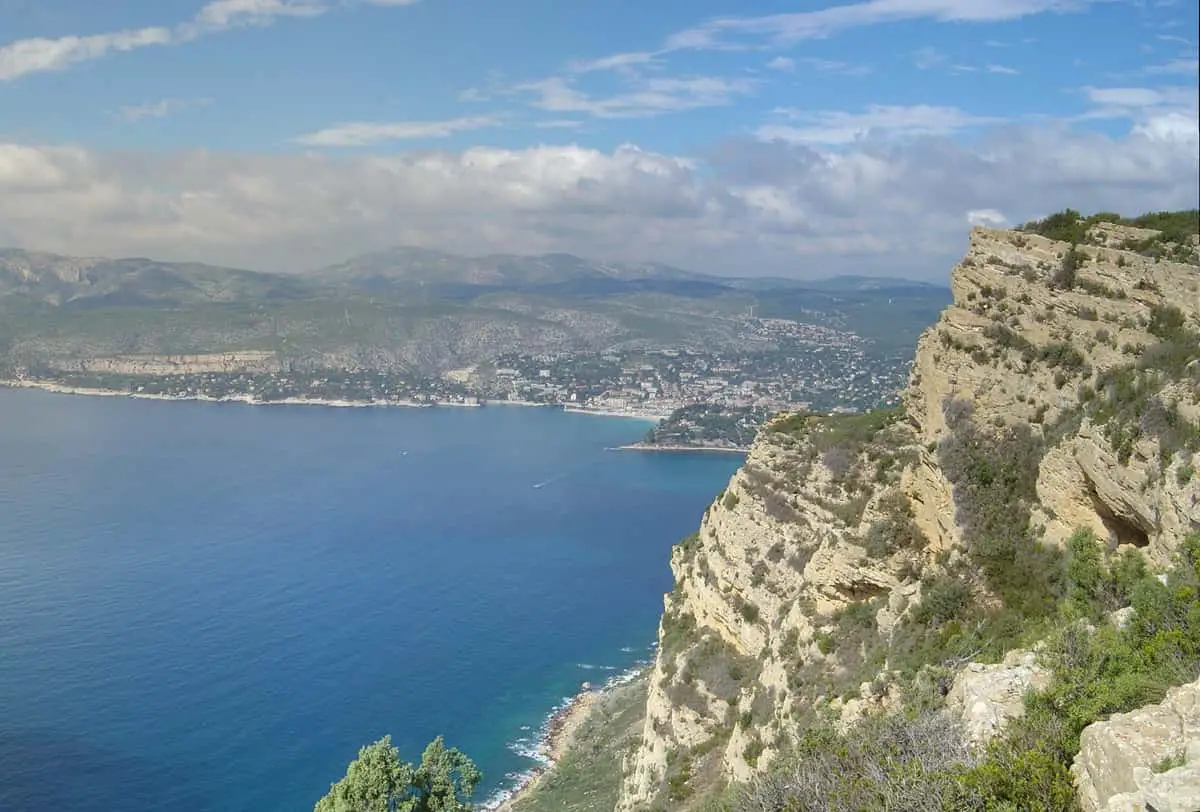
[0, 245, 950, 374]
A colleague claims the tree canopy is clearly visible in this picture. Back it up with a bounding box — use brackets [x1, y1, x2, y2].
[315, 735, 481, 812]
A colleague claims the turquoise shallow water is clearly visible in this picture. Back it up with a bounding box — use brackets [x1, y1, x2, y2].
[0, 389, 741, 811]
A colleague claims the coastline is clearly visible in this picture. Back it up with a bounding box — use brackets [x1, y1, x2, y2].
[490, 689, 600, 812]
[0, 380, 660, 424]
[485, 666, 650, 812]
[561, 406, 666, 424]
[481, 687, 600, 812]
[609, 443, 749, 454]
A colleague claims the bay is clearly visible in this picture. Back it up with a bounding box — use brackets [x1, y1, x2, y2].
[0, 388, 741, 811]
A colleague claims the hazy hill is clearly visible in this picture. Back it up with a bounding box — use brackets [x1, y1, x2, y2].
[0, 245, 950, 373]
[312, 247, 713, 289]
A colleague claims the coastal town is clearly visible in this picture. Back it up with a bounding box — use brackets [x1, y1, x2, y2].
[4, 321, 911, 448]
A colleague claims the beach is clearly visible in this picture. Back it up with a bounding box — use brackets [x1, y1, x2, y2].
[562, 405, 667, 423]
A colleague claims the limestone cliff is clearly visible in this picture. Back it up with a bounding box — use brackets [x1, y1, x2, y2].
[617, 219, 1200, 810]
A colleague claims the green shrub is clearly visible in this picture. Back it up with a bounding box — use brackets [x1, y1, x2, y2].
[938, 398, 1064, 618]
[736, 598, 760, 624]
[914, 575, 973, 626]
[1052, 247, 1081, 289]
[1021, 209, 1087, 244]
[730, 533, 1200, 812]
[734, 711, 985, 812]
[1177, 462, 1196, 486]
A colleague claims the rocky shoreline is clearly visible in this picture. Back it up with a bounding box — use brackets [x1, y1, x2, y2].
[486, 685, 601, 812]
[610, 443, 750, 454]
[0, 379, 663, 423]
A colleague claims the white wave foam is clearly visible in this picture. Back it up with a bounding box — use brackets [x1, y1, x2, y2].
[481, 660, 653, 810]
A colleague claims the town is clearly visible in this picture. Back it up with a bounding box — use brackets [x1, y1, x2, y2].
[7, 318, 912, 449]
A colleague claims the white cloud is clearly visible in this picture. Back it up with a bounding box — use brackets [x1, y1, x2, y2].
[769, 56, 870, 74]
[294, 117, 500, 146]
[0, 0, 421, 81]
[913, 46, 947, 69]
[567, 51, 659, 74]
[1085, 86, 1175, 106]
[663, 0, 1096, 51]
[0, 27, 171, 81]
[1133, 111, 1200, 143]
[187, 0, 328, 33]
[512, 75, 757, 119]
[987, 63, 1020, 74]
[1079, 85, 1199, 132]
[1142, 57, 1200, 75]
[3, 118, 1193, 281]
[117, 98, 212, 122]
[801, 57, 871, 75]
[967, 208, 1008, 226]
[757, 104, 1002, 144]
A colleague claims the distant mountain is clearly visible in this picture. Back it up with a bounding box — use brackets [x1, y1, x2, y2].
[0, 248, 312, 307]
[311, 247, 715, 290]
[0, 245, 949, 372]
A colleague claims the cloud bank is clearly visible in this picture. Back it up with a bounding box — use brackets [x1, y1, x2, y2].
[1, 114, 1194, 281]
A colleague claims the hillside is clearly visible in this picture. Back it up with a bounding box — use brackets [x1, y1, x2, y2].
[607, 211, 1200, 811]
[0, 247, 947, 377]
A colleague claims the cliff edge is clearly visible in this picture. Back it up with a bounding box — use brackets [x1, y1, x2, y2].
[617, 214, 1200, 810]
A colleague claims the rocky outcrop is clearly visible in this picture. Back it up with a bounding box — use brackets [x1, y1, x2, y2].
[1073, 678, 1200, 812]
[946, 649, 1050, 746]
[909, 226, 1199, 565]
[43, 351, 282, 376]
[616, 409, 923, 809]
[617, 219, 1200, 811]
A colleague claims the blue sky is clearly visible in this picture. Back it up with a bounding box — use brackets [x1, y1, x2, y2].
[0, 0, 1197, 279]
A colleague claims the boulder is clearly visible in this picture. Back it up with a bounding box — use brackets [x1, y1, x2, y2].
[945, 649, 1050, 746]
[1073, 679, 1200, 812]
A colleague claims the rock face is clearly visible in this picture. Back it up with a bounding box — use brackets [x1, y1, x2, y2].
[1072, 678, 1200, 812]
[41, 351, 282, 376]
[616, 220, 1200, 811]
[946, 649, 1050, 746]
[906, 226, 1200, 565]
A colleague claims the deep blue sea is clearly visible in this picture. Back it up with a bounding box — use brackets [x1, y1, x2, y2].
[0, 388, 741, 812]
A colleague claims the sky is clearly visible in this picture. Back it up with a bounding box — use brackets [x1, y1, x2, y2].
[0, 0, 1197, 281]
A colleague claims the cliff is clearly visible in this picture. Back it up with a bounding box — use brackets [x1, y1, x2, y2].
[617, 216, 1200, 810]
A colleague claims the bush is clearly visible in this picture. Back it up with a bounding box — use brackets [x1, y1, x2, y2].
[913, 575, 973, 626]
[1021, 209, 1087, 244]
[938, 398, 1064, 618]
[1053, 247, 1082, 289]
[863, 491, 928, 558]
[730, 534, 1200, 812]
[733, 711, 985, 812]
[736, 598, 761, 624]
[958, 533, 1200, 806]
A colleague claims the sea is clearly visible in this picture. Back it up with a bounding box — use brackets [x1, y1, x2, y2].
[0, 387, 742, 811]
